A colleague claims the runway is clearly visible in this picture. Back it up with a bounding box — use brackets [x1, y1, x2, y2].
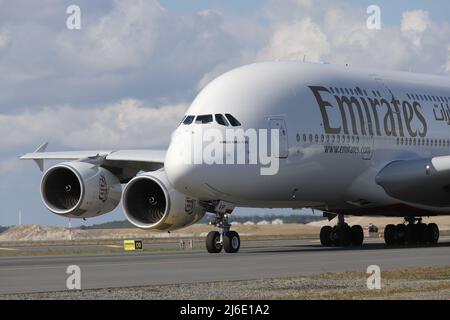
[1, 238, 450, 295]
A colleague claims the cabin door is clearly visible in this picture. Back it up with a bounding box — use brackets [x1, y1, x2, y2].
[268, 117, 289, 158]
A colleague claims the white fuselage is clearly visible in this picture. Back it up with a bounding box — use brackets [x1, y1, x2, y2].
[165, 62, 450, 217]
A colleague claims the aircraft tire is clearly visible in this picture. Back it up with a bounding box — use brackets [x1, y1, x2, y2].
[396, 224, 406, 244]
[405, 224, 416, 244]
[350, 225, 364, 246]
[427, 223, 439, 244]
[417, 223, 428, 244]
[223, 231, 240, 253]
[320, 226, 333, 247]
[384, 224, 396, 245]
[338, 224, 352, 247]
[206, 231, 222, 253]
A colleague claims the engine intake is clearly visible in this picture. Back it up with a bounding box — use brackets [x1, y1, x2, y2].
[122, 170, 205, 231]
[124, 178, 167, 225]
[43, 166, 82, 212]
[41, 162, 121, 218]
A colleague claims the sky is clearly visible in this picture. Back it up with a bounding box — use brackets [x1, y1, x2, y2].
[1, 0, 450, 227]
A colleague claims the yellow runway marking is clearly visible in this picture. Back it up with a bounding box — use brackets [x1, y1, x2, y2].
[104, 245, 121, 248]
[0, 247, 17, 251]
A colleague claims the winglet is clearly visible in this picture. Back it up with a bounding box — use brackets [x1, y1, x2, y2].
[33, 142, 48, 172]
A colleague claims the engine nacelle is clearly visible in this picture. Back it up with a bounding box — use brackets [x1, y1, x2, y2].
[122, 170, 205, 231]
[41, 162, 122, 218]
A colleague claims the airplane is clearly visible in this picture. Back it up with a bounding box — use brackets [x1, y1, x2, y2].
[21, 61, 450, 253]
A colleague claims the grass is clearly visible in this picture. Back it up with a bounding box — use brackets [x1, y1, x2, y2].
[3, 265, 449, 300]
[0, 245, 207, 257]
[0, 234, 318, 248]
[282, 266, 450, 299]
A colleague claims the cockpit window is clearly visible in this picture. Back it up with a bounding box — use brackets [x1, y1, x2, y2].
[183, 115, 195, 125]
[225, 114, 241, 127]
[215, 114, 229, 126]
[195, 114, 213, 124]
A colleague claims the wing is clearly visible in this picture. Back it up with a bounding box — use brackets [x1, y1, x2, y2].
[20, 142, 166, 183]
[376, 155, 450, 207]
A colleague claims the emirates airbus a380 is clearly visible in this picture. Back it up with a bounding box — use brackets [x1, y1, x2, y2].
[22, 61, 450, 253]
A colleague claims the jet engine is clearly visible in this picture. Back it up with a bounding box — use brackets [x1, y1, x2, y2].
[122, 170, 205, 231]
[41, 162, 122, 218]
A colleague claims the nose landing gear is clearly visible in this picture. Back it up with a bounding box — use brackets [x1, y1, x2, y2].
[205, 203, 241, 254]
[319, 214, 364, 247]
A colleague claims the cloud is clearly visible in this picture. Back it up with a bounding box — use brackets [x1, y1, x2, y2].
[0, 100, 187, 149]
[259, 17, 330, 62]
[401, 10, 431, 33]
[258, 0, 450, 73]
[401, 10, 431, 47]
[57, 0, 164, 72]
[0, 0, 243, 111]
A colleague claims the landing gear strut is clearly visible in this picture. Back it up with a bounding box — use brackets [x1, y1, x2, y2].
[320, 214, 364, 247]
[384, 218, 439, 246]
[206, 212, 241, 254]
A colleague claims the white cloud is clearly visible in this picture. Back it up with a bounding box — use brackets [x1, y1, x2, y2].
[401, 10, 431, 33]
[57, 0, 164, 72]
[401, 10, 431, 47]
[0, 0, 244, 110]
[0, 100, 187, 149]
[258, 0, 450, 73]
[259, 18, 330, 62]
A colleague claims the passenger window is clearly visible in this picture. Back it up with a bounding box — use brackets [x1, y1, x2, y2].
[195, 115, 213, 124]
[215, 114, 229, 126]
[225, 114, 241, 127]
[183, 115, 195, 125]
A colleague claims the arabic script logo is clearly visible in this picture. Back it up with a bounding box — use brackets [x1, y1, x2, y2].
[99, 174, 108, 202]
[185, 198, 194, 215]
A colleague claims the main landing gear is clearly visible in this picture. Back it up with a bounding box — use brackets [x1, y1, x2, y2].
[206, 212, 241, 254]
[384, 217, 439, 246]
[320, 214, 364, 247]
